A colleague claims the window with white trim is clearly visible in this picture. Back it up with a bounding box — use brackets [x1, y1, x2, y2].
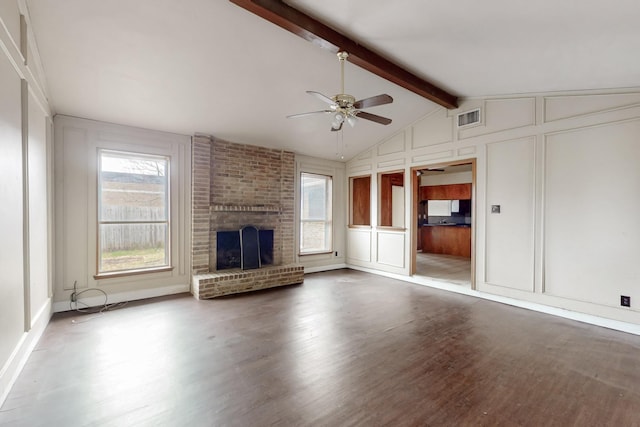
[97, 150, 170, 275]
[300, 172, 332, 254]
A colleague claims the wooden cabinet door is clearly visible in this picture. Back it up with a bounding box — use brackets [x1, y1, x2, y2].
[421, 183, 471, 200]
[421, 227, 434, 252]
[421, 226, 471, 258]
[420, 186, 430, 200]
[447, 183, 471, 199]
[450, 227, 471, 257]
[423, 185, 447, 199]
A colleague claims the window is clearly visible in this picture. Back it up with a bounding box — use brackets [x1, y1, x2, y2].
[300, 172, 332, 254]
[379, 171, 405, 227]
[350, 176, 371, 226]
[97, 150, 170, 276]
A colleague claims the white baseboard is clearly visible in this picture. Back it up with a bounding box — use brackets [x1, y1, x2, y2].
[52, 284, 191, 313]
[348, 265, 640, 336]
[303, 263, 347, 274]
[0, 298, 52, 408]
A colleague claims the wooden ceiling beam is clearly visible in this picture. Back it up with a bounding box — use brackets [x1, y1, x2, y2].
[229, 0, 458, 109]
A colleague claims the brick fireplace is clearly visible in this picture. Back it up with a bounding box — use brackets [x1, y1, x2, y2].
[190, 135, 303, 298]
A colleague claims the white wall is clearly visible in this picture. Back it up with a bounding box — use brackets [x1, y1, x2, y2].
[421, 171, 472, 186]
[346, 89, 640, 326]
[0, 29, 25, 397]
[544, 120, 640, 307]
[485, 137, 535, 291]
[0, 0, 53, 406]
[295, 155, 347, 272]
[53, 116, 192, 310]
[28, 91, 51, 315]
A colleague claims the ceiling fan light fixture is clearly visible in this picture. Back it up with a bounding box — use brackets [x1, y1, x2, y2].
[346, 115, 357, 127]
[332, 112, 345, 128]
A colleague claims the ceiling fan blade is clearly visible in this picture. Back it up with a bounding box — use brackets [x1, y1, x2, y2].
[286, 110, 333, 119]
[331, 122, 343, 132]
[307, 91, 336, 106]
[353, 94, 393, 109]
[356, 111, 392, 125]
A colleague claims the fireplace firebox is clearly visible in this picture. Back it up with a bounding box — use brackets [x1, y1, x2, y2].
[216, 226, 273, 270]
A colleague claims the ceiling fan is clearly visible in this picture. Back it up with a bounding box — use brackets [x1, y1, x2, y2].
[287, 52, 393, 131]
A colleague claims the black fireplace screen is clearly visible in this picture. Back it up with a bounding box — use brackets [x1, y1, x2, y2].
[216, 227, 273, 270]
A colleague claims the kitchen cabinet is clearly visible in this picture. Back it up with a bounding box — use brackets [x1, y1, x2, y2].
[421, 226, 471, 257]
[421, 183, 471, 200]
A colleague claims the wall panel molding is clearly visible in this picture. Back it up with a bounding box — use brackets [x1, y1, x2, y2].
[412, 150, 454, 164]
[459, 98, 536, 140]
[355, 149, 373, 160]
[376, 231, 405, 268]
[457, 146, 476, 156]
[484, 136, 535, 292]
[377, 131, 406, 156]
[542, 118, 640, 310]
[377, 157, 405, 169]
[347, 229, 372, 262]
[412, 108, 453, 149]
[347, 163, 372, 175]
[544, 93, 640, 123]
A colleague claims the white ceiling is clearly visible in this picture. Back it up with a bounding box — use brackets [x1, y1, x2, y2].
[27, 0, 640, 161]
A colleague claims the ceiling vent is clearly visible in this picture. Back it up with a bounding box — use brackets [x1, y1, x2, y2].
[457, 108, 481, 127]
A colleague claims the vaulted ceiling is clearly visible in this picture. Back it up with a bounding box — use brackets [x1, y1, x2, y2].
[27, 0, 640, 160]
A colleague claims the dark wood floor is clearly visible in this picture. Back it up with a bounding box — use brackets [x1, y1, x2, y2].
[2, 269, 640, 426]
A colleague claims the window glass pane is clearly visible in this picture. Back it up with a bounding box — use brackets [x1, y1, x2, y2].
[100, 152, 168, 222]
[301, 174, 327, 220]
[300, 221, 328, 253]
[99, 223, 168, 272]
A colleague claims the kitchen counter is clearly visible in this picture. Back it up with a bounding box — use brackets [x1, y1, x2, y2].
[421, 225, 471, 257]
[423, 223, 470, 227]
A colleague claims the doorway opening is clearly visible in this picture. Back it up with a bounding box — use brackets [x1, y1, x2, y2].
[411, 160, 476, 289]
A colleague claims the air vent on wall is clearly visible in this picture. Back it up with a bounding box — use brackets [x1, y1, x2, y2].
[457, 108, 481, 127]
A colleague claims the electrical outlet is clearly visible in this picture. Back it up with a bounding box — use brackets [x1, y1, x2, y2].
[335, 251, 338, 257]
[621, 295, 631, 307]
[70, 292, 77, 302]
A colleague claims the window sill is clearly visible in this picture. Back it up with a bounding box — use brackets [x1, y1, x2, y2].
[348, 225, 372, 229]
[299, 250, 334, 257]
[94, 266, 174, 280]
[377, 226, 407, 232]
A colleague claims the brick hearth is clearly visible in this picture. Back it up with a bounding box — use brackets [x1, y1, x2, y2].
[190, 135, 303, 298]
[192, 265, 304, 299]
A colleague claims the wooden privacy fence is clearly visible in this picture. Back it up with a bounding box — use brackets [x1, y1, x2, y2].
[100, 206, 167, 251]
